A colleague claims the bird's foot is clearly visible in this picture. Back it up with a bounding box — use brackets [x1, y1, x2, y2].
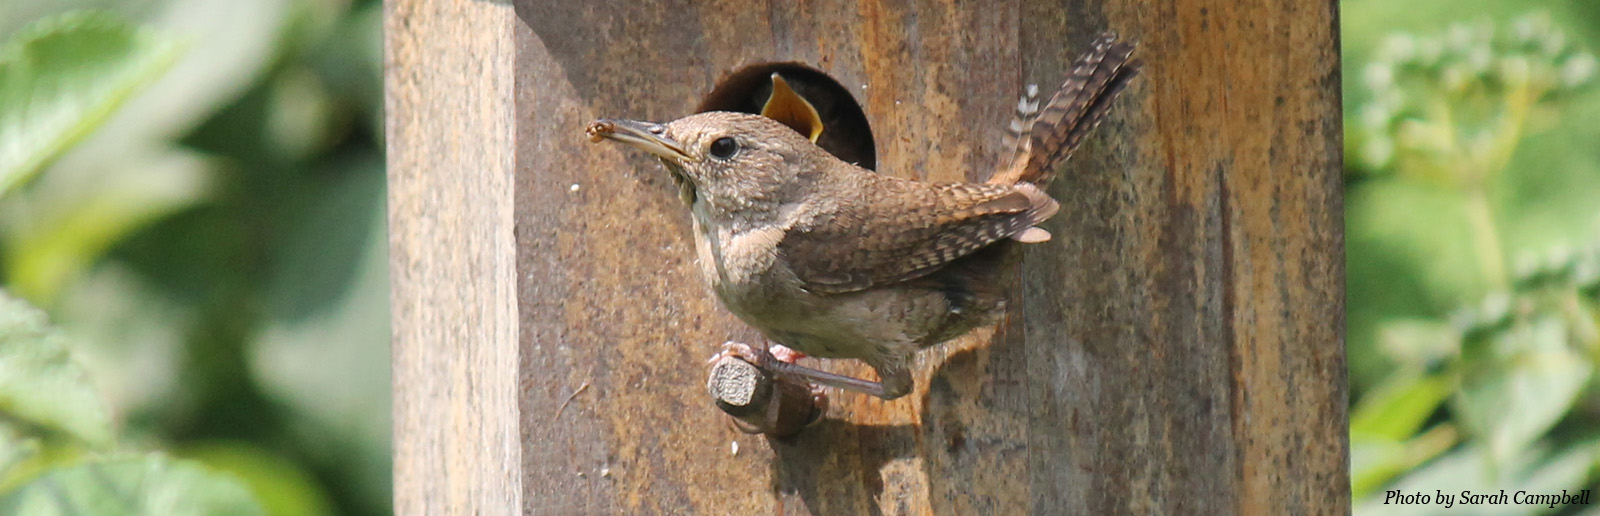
[708, 340, 773, 367]
[706, 342, 826, 438]
[770, 343, 807, 363]
[709, 341, 901, 400]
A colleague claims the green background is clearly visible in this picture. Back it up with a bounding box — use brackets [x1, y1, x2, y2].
[1, 0, 1598, 514]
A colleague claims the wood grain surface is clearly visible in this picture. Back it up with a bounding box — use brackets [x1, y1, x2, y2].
[390, 0, 1350, 514]
[388, 0, 521, 514]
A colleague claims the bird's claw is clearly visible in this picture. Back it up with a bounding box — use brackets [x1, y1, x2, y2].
[706, 341, 828, 436]
[770, 343, 807, 364]
[708, 340, 773, 367]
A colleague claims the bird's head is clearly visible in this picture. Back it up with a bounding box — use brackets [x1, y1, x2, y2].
[587, 111, 829, 212]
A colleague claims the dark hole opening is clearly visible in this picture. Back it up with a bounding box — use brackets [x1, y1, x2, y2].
[696, 63, 877, 171]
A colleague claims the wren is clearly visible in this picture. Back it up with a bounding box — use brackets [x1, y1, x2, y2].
[587, 33, 1140, 401]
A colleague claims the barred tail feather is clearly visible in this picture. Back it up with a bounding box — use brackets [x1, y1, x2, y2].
[999, 83, 1042, 171]
[990, 32, 1140, 187]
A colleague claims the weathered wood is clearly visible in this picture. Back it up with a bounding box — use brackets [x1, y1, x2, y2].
[388, 0, 521, 515]
[1020, 1, 1350, 513]
[391, 0, 1349, 514]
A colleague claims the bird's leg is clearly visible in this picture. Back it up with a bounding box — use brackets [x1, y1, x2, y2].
[710, 341, 909, 400]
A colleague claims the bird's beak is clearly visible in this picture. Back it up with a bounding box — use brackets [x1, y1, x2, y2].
[586, 118, 691, 162]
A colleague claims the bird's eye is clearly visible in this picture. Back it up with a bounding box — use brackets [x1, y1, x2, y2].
[708, 137, 739, 160]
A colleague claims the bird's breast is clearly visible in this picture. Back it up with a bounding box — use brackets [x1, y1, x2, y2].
[687, 208, 793, 315]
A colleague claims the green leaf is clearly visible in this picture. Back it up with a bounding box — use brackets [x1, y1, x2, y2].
[180, 442, 336, 516]
[1454, 316, 1592, 468]
[1351, 425, 1458, 499]
[1351, 367, 1454, 441]
[1352, 438, 1409, 499]
[0, 290, 111, 447]
[1, 147, 211, 305]
[0, 424, 38, 477]
[0, 454, 265, 516]
[0, 10, 183, 197]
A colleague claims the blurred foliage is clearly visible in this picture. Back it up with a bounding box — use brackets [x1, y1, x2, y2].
[0, 0, 385, 515]
[3, 453, 265, 516]
[1345, 1, 1600, 514]
[0, 288, 112, 451]
[0, 11, 182, 198]
[0, 288, 262, 511]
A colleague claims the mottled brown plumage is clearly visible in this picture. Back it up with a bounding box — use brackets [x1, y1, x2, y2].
[586, 33, 1139, 400]
[780, 178, 1057, 294]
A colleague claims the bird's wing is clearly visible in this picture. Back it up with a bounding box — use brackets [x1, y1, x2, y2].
[778, 179, 1058, 294]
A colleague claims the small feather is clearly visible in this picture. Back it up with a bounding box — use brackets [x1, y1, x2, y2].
[1011, 227, 1051, 243]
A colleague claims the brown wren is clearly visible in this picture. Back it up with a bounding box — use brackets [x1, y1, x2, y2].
[587, 33, 1140, 400]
